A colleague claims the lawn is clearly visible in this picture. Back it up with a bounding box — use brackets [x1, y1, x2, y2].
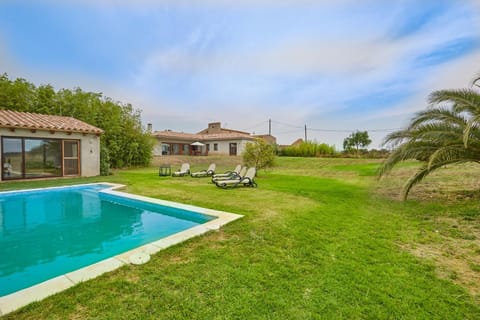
[1, 157, 480, 319]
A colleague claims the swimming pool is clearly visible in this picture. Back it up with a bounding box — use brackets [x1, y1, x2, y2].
[0, 183, 242, 313]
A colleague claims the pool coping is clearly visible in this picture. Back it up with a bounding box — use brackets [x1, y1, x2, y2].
[0, 182, 243, 316]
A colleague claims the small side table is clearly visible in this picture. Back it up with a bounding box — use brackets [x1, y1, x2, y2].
[159, 164, 171, 176]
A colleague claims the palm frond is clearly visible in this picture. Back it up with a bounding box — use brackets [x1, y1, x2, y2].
[380, 79, 480, 200]
[473, 74, 480, 88]
[408, 107, 467, 130]
[402, 159, 469, 200]
[463, 116, 480, 147]
[429, 89, 480, 116]
[427, 145, 473, 169]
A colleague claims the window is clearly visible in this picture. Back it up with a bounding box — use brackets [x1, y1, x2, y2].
[2, 138, 23, 179]
[183, 144, 190, 155]
[25, 139, 62, 178]
[229, 143, 237, 156]
[172, 144, 180, 155]
[214, 143, 218, 151]
[63, 140, 79, 176]
[2, 137, 69, 180]
[161, 143, 170, 155]
[206, 144, 210, 151]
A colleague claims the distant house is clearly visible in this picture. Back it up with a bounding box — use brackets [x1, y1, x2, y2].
[278, 138, 304, 150]
[0, 110, 103, 181]
[152, 122, 276, 156]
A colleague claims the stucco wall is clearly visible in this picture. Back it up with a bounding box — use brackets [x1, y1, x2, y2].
[153, 137, 253, 156]
[206, 139, 251, 155]
[80, 134, 101, 177]
[0, 128, 100, 180]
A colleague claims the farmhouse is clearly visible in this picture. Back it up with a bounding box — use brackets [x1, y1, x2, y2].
[0, 110, 103, 181]
[152, 122, 276, 156]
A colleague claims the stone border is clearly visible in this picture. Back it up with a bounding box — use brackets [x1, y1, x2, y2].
[0, 183, 242, 316]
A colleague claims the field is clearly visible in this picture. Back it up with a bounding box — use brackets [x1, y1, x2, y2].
[1, 156, 480, 319]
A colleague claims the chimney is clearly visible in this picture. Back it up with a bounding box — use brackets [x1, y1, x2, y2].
[207, 122, 222, 134]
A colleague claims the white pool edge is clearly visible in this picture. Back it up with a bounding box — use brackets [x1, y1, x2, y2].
[0, 183, 243, 316]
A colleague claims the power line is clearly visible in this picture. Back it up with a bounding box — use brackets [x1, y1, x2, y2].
[270, 119, 401, 133]
[271, 120, 304, 129]
[241, 120, 269, 131]
[308, 127, 401, 133]
[276, 129, 303, 135]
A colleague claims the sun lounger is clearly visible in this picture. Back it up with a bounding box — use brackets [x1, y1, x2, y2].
[172, 163, 190, 177]
[191, 163, 216, 177]
[212, 166, 246, 183]
[212, 164, 241, 179]
[215, 167, 257, 188]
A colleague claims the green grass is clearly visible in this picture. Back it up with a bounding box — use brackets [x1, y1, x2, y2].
[1, 157, 480, 319]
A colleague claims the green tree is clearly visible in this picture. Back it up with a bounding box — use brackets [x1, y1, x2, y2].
[378, 77, 480, 199]
[343, 130, 372, 155]
[0, 74, 153, 171]
[242, 139, 276, 170]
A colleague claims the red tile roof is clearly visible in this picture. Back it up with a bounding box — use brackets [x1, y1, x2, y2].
[0, 110, 103, 134]
[152, 130, 254, 142]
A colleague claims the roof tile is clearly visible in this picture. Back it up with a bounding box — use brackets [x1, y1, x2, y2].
[0, 110, 103, 134]
[152, 130, 254, 141]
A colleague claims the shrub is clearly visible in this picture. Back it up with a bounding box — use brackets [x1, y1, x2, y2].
[242, 139, 276, 170]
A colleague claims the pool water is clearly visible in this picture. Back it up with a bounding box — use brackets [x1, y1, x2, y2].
[0, 184, 214, 296]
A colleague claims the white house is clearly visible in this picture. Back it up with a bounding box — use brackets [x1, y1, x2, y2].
[0, 110, 103, 181]
[151, 122, 276, 156]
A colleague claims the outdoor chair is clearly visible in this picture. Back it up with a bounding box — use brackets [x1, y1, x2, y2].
[212, 166, 246, 183]
[191, 163, 216, 178]
[215, 167, 257, 188]
[172, 163, 190, 177]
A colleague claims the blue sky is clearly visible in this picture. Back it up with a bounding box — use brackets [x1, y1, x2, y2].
[1, 0, 480, 148]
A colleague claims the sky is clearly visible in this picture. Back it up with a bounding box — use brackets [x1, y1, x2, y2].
[1, 0, 480, 149]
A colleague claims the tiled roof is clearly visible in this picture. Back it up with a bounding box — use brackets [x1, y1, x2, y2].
[152, 130, 203, 141]
[152, 130, 254, 142]
[202, 132, 254, 141]
[0, 110, 103, 134]
[197, 127, 250, 135]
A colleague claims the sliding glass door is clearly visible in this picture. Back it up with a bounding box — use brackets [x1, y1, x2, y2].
[2, 137, 79, 180]
[2, 138, 23, 180]
[24, 139, 62, 178]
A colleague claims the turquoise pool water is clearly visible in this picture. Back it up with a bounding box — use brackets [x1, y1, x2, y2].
[0, 184, 214, 296]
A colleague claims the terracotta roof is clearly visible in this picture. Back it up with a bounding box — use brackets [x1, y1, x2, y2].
[152, 130, 202, 141]
[202, 132, 254, 141]
[0, 110, 103, 134]
[152, 130, 254, 142]
[197, 127, 250, 135]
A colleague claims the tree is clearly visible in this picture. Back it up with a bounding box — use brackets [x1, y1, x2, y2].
[343, 130, 372, 155]
[0, 74, 153, 172]
[378, 76, 480, 200]
[242, 139, 276, 171]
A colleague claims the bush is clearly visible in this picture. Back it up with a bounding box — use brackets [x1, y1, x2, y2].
[242, 139, 276, 170]
[279, 141, 336, 157]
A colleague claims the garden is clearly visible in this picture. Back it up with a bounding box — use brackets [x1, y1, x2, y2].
[1, 156, 479, 319]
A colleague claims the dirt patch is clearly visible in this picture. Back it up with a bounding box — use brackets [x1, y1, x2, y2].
[376, 163, 480, 202]
[402, 216, 480, 299]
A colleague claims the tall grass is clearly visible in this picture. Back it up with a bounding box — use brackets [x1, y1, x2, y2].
[279, 141, 336, 157]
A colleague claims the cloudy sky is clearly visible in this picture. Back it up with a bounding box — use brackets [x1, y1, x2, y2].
[1, 0, 480, 148]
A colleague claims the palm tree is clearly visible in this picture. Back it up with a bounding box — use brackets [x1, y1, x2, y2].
[378, 77, 480, 200]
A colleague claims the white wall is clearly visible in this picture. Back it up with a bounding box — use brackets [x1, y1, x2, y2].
[80, 134, 101, 177]
[0, 128, 100, 180]
[206, 139, 252, 155]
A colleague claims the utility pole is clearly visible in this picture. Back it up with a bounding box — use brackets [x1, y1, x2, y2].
[304, 124, 307, 142]
[269, 119, 271, 135]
